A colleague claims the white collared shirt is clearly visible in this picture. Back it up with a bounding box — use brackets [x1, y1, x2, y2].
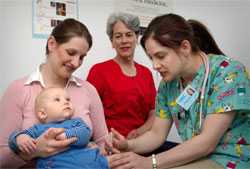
[24, 65, 82, 88]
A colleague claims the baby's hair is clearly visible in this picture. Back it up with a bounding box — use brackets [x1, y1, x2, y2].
[35, 87, 65, 113]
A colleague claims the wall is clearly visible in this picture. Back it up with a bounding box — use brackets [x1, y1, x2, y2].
[0, 0, 249, 142]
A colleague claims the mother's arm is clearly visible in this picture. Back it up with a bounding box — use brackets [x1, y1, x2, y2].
[0, 82, 76, 168]
[0, 82, 27, 168]
[89, 84, 109, 148]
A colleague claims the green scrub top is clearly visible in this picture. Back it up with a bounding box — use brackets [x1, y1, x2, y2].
[156, 54, 250, 169]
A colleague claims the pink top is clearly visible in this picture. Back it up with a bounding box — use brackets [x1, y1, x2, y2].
[0, 68, 108, 168]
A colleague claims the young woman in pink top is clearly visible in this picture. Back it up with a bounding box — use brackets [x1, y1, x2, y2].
[0, 18, 108, 168]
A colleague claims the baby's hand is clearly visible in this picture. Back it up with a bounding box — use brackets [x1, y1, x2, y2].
[16, 134, 36, 154]
[56, 132, 66, 140]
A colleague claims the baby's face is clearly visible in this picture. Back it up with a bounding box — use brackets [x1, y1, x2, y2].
[43, 88, 74, 123]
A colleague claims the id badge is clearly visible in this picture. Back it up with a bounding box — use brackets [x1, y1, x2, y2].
[176, 84, 199, 110]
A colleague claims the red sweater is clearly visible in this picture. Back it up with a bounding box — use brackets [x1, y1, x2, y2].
[87, 59, 156, 137]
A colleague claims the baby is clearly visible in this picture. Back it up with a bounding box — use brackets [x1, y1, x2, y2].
[9, 87, 109, 169]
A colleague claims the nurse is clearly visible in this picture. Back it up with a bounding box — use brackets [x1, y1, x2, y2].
[108, 13, 250, 169]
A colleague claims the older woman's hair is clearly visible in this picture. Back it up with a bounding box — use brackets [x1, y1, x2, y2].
[106, 12, 140, 40]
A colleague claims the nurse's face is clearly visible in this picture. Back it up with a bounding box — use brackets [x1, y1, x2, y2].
[145, 37, 184, 82]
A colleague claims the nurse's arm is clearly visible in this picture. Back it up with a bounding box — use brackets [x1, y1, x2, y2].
[153, 111, 235, 169]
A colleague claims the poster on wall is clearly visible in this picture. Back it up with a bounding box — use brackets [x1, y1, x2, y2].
[32, 0, 78, 39]
[114, 0, 173, 34]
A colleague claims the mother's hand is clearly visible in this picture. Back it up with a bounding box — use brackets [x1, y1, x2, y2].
[108, 152, 151, 169]
[35, 128, 77, 157]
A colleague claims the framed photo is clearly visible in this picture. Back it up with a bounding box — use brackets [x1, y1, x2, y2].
[32, 0, 79, 39]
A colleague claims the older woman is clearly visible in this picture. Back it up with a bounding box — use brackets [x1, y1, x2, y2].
[87, 12, 156, 139]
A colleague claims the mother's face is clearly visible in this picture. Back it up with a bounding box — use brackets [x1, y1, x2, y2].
[47, 36, 89, 79]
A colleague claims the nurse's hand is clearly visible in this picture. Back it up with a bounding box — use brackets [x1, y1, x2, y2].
[35, 128, 77, 157]
[108, 152, 151, 169]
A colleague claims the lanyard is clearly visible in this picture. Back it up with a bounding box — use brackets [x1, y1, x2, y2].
[179, 52, 210, 134]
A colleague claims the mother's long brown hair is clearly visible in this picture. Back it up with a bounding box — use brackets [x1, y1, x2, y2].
[46, 18, 92, 55]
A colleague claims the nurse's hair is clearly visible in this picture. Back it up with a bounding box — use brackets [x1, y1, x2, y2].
[140, 13, 224, 55]
[106, 12, 140, 40]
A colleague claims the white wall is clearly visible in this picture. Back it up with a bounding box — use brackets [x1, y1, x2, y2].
[174, 0, 250, 67]
[0, 0, 249, 142]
